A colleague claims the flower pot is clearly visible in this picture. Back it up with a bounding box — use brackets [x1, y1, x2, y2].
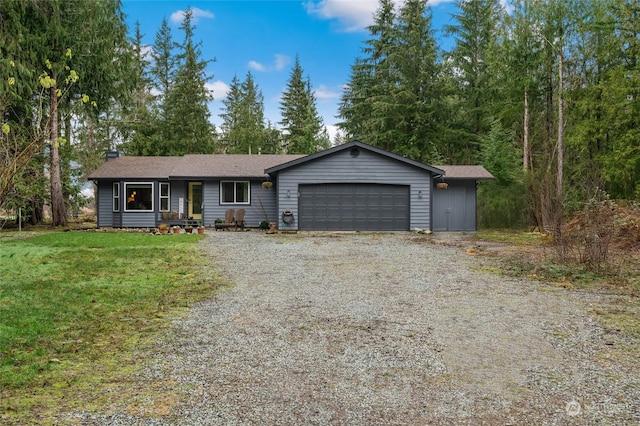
[262, 181, 273, 189]
[437, 182, 448, 190]
[185, 227, 193, 234]
[172, 227, 181, 234]
[197, 226, 205, 234]
[161, 211, 169, 220]
[171, 212, 179, 220]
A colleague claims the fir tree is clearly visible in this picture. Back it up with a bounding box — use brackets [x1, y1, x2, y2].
[279, 56, 329, 154]
[164, 8, 215, 155]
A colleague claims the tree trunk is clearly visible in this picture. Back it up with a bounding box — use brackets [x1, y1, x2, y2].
[523, 87, 530, 172]
[49, 84, 67, 227]
[556, 49, 564, 203]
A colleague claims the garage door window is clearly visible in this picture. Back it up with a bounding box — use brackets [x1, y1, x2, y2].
[220, 181, 250, 204]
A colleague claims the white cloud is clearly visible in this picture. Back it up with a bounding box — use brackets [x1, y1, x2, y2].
[314, 85, 340, 101]
[304, 0, 378, 32]
[170, 7, 214, 25]
[274, 54, 290, 71]
[140, 45, 154, 62]
[248, 54, 291, 72]
[305, 0, 457, 31]
[427, 0, 455, 5]
[206, 80, 230, 99]
[248, 61, 268, 72]
[325, 124, 340, 144]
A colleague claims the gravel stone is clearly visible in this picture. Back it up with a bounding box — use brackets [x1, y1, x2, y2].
[64, 231, 639, 425]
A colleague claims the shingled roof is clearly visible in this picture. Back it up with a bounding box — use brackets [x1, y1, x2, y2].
[88, 154, 304, 180]
[434, 165, 494, 180]
[87, 156, 181, 179]
[88, 152, 493, 181]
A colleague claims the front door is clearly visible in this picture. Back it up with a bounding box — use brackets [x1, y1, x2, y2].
[188, 182, 203, 220]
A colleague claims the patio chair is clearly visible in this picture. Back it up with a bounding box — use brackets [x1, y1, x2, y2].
[215, 208, 235, 231]
[234, 208, 246, 231]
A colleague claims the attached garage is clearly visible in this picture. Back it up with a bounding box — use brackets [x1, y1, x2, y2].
[266, 141, 444, 232]
[298, 183, 410, 231]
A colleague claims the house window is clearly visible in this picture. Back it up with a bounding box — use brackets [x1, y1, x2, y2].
[220, 181, 250, 204]
[124, 182, 153, 211]
[112, 182, 120, 212]
[159, 182, 170, 211]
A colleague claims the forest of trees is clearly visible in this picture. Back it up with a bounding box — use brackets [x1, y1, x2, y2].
[1, 0, 638, 231]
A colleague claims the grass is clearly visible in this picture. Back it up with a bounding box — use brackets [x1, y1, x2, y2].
[0, 231, 223, 422]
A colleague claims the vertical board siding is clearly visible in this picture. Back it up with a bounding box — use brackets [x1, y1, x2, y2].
[431, 180, 477, 231]
[276, 149, 432, 231]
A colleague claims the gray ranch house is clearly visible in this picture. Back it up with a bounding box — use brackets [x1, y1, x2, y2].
[88, 141, 492, 232]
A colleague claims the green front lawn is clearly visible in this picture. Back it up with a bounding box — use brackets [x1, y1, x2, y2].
[0, 231, 222, 421]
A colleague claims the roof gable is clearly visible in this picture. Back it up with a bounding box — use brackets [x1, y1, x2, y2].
[265, 141, 445, 176]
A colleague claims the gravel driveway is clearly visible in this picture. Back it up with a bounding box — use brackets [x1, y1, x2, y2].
[72, 232, 639, 425]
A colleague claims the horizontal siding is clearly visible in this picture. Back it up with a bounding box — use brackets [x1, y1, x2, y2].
[122, 212, 156, 228]
[276, 149, 433, 230]
[202, 180, 278, 228]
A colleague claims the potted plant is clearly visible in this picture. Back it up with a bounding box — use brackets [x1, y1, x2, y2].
[158, 223, 169, 234]
[161, 211, 170, 220]
[183, 220, 194, 233]
[171, 210, 179, 220]
[261, 181, 273, 189]
[197, 221, 205, 234]
[436, 182, 448, 190]
[259, 220, 269, 230]
[172, 225, 181, 234]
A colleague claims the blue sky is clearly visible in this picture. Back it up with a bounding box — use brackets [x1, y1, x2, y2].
[121, 0, 464, 142]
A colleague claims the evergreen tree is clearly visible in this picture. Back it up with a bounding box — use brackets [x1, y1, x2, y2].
[338, 0, 397, 150]
[338, 0, 441, 163]
[279, 55, 329, 154]
[220, 71, 267, 154]
[478, 120, 526, 228]
[150, 18, 177, 104]
[445, 0, 504, 163]
[392, 0, 441, 162]
[164, 8, 215, 155]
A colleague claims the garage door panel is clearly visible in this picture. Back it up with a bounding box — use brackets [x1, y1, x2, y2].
[299, 183, 410, 231]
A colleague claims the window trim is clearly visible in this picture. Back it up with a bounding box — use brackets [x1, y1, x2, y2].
[220, 181, 251, 205]
[124, 182, 154, 212]
[159, 182, 170, 212]
[112, 182, 120, 212]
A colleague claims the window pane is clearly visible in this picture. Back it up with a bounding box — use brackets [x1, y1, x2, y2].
[160, 198, 169, 211]
[160, 183, 169, 197]
[125, 183, 153, 211]
[191, 183, 202, 215]
[221, 182, 234, 203]
[112, 183, 119, 212]
[236, 182, 249, 203]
